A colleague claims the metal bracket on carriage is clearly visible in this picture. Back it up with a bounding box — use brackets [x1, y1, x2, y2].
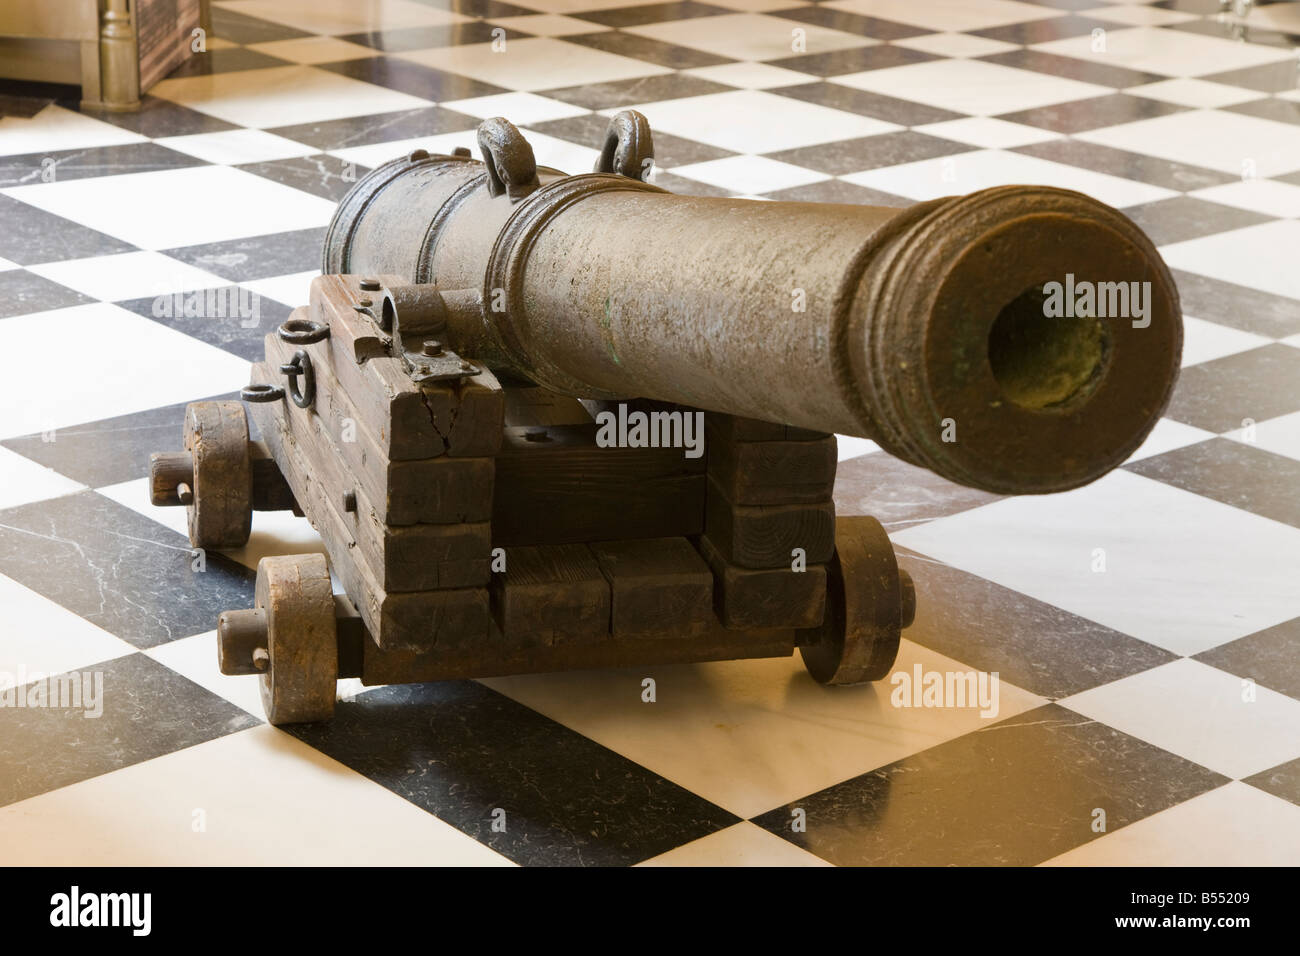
[353, 278, 485, 384]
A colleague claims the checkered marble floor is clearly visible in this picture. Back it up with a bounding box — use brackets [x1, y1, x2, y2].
[1, 0, 1299, 867]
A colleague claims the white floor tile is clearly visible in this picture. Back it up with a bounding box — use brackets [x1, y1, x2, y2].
[0, 726, 514, 865]
[486, 14, 613, 37]
[146, 630, 263, 717]
[892, 31, 1019, 59]
[1060, 658, 1300, 780]
[0, 304, 249, 440]
[154, 128, 320, 165]
[398, 37, 672, 92]
[1078, 109, 1300, 178]
[0, 572, 136, 679]
[604, 89, 899, 153]
[668, 154, 828, 193]
[914, 116, 1062, 149]
[836, 435, 881, 460]
[1189, 177, 1300, 219]
[1224, 410, 1300, 463]
[150, 64, 433, 128]
[240, 269, 319, 309]
[1160, 220, 1300, 301]
[831, 58, 1111, 117]
[481, 639, 1045, 819]
[625, 13, 876, 62]
[638, 821, 831, 866]
[441, 91, 589, 125]
[1178, 315, 1273, 368]
[327, 131, 480, 169]
[843, 148, 1174, 208]
[824, 0, 1063, 33]
[26, 251, 230, 302]
[3, 165, 337, 251]
[1125, 77, 1265, 110]
[683, 61, 818, 90]
[0, 105, 146, 158]
[1123, 417, 1215, 464]
[0, 446, 85, 509]
[1032, 25, 1295, 77]
[217, 0, 469, 35]
[1080, 4, 1198, 26]
[892, 470, 1300, 655]
[1042, 782, 1300, 865]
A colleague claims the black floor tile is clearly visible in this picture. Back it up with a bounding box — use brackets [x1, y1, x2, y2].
[751, 703, 1228, 865]
[1223, 96, 1300, 126]
[317, 57, 507, 102]
[1120, 195, 1275, 246]
[80, 96, 239, 137]
[0, 270, 96, 318]
[764, 130, 972, 175]
[572, 1, 735, 28]
[1164, 345, 1300, 432]
[1169, 268, 1300, 338]
[996, 93, 1187, 134]
[1200, 59, 1300, 94]
[530, 113, 734, 166]
[896, 547, 1177, 700]
[775, 82, 965, 125]
[980, 48, 1165, 88]
[833, 452, 1003, 532]
[265, 103, 479, 151]
[289, 680, 740, 865]
[1126, 438, 1300, 528]
[1, 393, 239, 489]
[1014, 138, 1234, 191]
[118, 285, 294, 361]
[762, 178, 910, 205]
[341, 23, 531, 52]
[162, 228, 327, 283]
[0, 196, 135, 266]
[165, 48, 290, 78]
[0, 142, 209, 188]
[541, 73, 734, 110]
[767, 44, 935, 78]
[0, 653, 260, 807]
[768, 7, 931, 40]
[1196, 616, 1300, 703]
[210, 7, 313, 43]
[238, 154, 366, 201]
[1244, 757, 1300, 808]
[973, 14, 1115, 44]
[565, 31, 734, 69]
[0, 491, 254, 648]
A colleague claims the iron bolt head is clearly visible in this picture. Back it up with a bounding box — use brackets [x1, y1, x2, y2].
[423, 340, 444, 356]
[359, 278, 381, 292]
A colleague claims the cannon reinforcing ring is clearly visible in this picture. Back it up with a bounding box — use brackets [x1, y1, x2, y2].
[279, 350, 315, 409]
[241, 383, 285, 403]
[277, 317, 330, 345]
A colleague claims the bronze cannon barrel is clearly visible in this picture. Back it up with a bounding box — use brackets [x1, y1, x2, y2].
[323, 116, 1182, 495]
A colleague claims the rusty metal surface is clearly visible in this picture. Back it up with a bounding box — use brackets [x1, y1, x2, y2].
[324, 112, 1183, 495]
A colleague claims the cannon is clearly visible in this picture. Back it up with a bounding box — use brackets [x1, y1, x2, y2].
[149, 112, 1182, 724]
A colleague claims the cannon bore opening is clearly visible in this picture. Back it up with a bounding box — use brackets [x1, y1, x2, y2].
[987, 284, 1108, 411]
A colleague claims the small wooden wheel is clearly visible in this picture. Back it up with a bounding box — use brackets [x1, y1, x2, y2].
[799, 515, 912, 685]
[257, 554, 338, 725]
[184, 401, 252, 550]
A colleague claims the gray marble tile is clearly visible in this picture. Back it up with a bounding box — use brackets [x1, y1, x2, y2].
[768, 7, 931, 40]
[1169, 268, 1300, 339]
[530, 113, 735, 167]
[1196, 616, 1300, 703]
[1164, 346, 1300, 433]
[1224, 96, 1300, 127]
[288, 680, 740, 865]
[896, 547, 1177, 700]
[0, 653, 260, 808]
[996, 93, 1187, 135]
[0, 142, 208, 188]
[767, 44, 936, 79]
[341, 22, 531, 52]
[980, 48, 1165, 89]
[0, 491, 254, 648]
[1121, 195, 1275, 246]
[317, 58, 507, 103]
[566, 31, 733, 69]
[117, 285, 293, 361]
[1014, 139, 1234, 191]
[210, 6, 313, 43]
[833, 452, 1003, 533]
[80, 96, 239, 138]
[266, 104, 479, 152]
[1199, 59, 1300, 94]
[973, 14, 1116, 44]
[1244, 757, 1300, 808]
[0, 196, 135, 267]
[775, 81, 966, 125]
[540, 73, 734, 111]
[572, 1, 735, 28]
[161, 228, 326, 283]
[0, 270, 95, 318]
[761, 177, 910, 205]
[764, 131, 972, 175]
[2, 393, 238, 489]
[752, 703, 1228, 865]
[165, 47, 290, 78]
[237, 154, 366, 202]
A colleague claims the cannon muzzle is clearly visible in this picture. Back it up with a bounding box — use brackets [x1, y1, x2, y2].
[324, 114, 1181, 495]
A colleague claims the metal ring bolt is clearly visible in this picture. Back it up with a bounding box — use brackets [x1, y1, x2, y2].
[280, 350, 315, 409]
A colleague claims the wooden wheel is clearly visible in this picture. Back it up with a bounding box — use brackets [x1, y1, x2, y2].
[256, 554, 338, 725]
[798, 515, 914, 685]
[184, 401, 252, 550]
